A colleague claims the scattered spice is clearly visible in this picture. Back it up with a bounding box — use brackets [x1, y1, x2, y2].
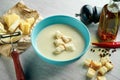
[103, 53, 106, 57]
[98, 49, 101, 51]
[109, 61, 112, 63]
[91, 49, 93, 51]
[104, 51, 107, 53]
[106, 53, 109, 56]
[89, 47, 117, 58]
[99, 54, 103, 58]
[102, 50, 104, 52]
[105, 48, 110, 51]
[112, 49, 116, 53]
[109, 54, 111, 56]
[90, 48, 96, 52]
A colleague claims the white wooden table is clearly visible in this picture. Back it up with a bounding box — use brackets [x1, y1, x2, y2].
[0, 0, 120, 80]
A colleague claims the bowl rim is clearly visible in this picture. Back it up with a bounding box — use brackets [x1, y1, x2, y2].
[31, 15, 91, 63]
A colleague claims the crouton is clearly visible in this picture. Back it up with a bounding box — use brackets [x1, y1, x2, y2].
[62, 35, 72, 43]
[64, 43, 75, 52]
[54, 38, 64, 47]
[87, 67, 96, 78]
[55, 30, 63, 39]
[98, 66, 108, 75]
[53, 45, 65, 55]
[105, 62, 113, 71]
[96, 76, 106, 80]
[84, 59, 92, 67]
[90, 61, 102, 70]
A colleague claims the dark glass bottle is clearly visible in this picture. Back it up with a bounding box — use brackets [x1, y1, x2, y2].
[98, 0, 120, 41]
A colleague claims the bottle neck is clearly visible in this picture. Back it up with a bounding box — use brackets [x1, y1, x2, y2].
[107, 0, 120, 13]
[109, 0, 120, 4]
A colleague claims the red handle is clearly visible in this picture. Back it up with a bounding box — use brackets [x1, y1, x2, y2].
[11, 50, 25, 80]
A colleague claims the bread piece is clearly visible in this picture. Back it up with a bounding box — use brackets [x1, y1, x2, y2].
[100, 56, 110, 65]
[84, 59, 92, 67]
[98, 66, 108, 75]
[55, 30, 63, 39]
[90, 61, 102, 70]
[54, 38, 64, 47]
[53, 45, 65, 55]
[96, 76, 106, 80]
[87, 67, 96, 78]
[64, 43, 75, 51]
[105, 62, 113, 71]
[62, 35, 72, 43]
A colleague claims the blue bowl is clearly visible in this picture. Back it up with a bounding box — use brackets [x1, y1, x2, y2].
[31, 15, 90, 65]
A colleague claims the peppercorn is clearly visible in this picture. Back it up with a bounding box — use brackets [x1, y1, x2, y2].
[106, 53, 109, 56]
[103, 53, 106, 57]
[98, 49, 101, 51]
[105, 48, 110, 51]
[90, 49, 93, 51]
[102, 50, 104, 52]
[109, 54, 111, 56]
[99, 53, 103, 57]
[93, 50, 95, 52]
[112, 49, 116, 53]
[104, 51, 107, 53]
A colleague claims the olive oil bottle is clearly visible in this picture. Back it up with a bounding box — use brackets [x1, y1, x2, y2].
[98, 0, 120, 41]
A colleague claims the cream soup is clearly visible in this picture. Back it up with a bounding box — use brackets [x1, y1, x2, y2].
[36, 24, 85, 61]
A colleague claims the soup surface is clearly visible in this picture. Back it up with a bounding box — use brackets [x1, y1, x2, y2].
[36, 24, 85, 61]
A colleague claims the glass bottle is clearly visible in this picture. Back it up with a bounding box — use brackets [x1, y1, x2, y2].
[98, 0, 120, 41]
